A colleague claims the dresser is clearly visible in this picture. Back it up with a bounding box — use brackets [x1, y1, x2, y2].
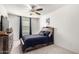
[0, 31, 13, 54]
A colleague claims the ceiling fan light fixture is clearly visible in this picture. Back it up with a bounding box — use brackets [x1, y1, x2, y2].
[25, 4, 43, 15]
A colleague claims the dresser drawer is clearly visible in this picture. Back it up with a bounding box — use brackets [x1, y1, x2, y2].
[0, 32, 13, 54]
[0, 37, 3, 53]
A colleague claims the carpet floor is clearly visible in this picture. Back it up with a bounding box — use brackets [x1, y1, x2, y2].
[10, 40, 75, 54]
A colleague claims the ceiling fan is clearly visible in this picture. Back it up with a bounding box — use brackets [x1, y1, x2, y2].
[25, 4, 43, 15]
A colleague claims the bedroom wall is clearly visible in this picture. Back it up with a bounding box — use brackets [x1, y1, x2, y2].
[2, 17, 9, 32]
[39, 15, 51, 30]
[31, 18, 40, 34]
[0, 5, 8, 17]
[8, 14, 20, 41]
[49, 5, 79, 53]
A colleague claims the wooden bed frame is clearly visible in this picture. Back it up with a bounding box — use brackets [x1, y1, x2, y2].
[21, 27, 54, 53]
[22, 41, 53, 53]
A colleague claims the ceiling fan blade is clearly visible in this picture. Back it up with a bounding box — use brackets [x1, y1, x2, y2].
[36, 8, 43, 11]
[35, 12, 41, 15]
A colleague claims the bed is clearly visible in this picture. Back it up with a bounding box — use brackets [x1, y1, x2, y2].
[21, 27, 54, 52]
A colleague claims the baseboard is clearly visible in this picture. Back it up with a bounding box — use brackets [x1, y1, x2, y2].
[54, 44, 78, 54]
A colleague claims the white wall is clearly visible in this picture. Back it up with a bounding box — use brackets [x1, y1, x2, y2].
[49, 5, 79, 53]
[0, 5, 8, 17]
[2, 17, 9, 32]
[8, 14, 20, 41]
[31, 18, 40, 34]
[39, 15, 51, 30]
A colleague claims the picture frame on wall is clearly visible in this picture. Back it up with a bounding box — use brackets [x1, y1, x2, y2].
[46, 18, 50, 25]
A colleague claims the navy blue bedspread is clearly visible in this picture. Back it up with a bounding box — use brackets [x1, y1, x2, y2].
[22, 34, 50, 48]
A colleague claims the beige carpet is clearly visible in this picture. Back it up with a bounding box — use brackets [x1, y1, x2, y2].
[10, 40, 75, 54]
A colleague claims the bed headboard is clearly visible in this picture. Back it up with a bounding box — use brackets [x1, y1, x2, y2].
[41, 26, 54, 37]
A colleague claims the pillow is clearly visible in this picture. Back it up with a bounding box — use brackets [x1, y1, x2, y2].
[39, 31, 44, 35]
[39, 31, 51, 36]
[43, 31, 50, 36]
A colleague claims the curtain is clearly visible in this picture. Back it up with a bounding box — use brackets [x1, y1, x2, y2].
[19, 17, 40, 38]
[19, 16, 22, 38]
[1, 16, 3, 31]
[19, 16, 32, 38]
[29, 18, 32, 35]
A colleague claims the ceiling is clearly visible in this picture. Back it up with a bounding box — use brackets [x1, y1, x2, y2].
[3, 4, 66, 15]
[39, 4, 65, 15]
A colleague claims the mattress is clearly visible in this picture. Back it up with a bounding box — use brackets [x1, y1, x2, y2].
[22, 34, 50, 48]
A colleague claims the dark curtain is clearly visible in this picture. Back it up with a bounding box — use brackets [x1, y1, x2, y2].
[19, 17, 32, 38]
[1, 16, 3, 31]
[19, 16, 22, 38]
[29, 18, 32, 35]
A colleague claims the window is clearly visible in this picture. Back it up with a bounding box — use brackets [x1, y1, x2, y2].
[22, 17, 30, 35]
[19, 16, 40, 38]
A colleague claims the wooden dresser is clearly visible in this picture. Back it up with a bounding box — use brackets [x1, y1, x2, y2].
[0, 31, 13, 54]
